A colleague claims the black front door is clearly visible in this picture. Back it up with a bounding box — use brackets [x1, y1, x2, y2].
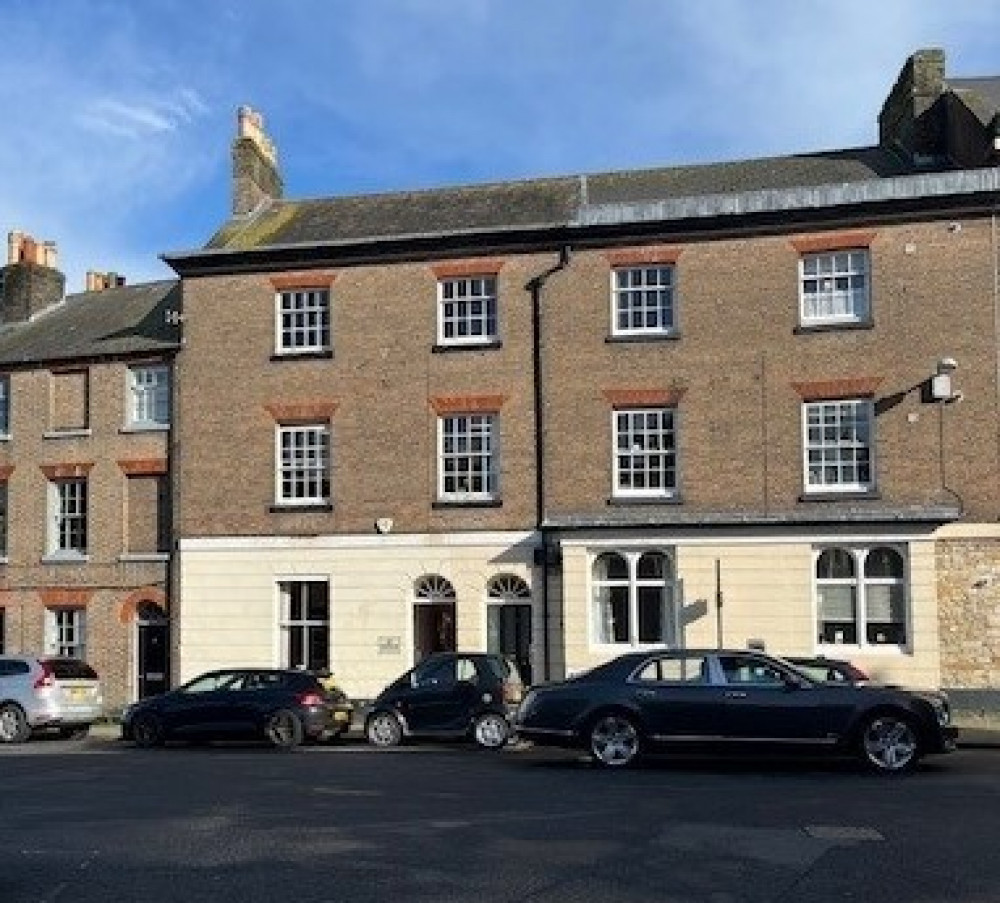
[138, 622, 169, 698]
[487, 603, 532, 685]
[413, 604, 456, 663]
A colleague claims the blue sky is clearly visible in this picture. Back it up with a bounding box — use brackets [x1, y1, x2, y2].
[1, 0, 998, 293]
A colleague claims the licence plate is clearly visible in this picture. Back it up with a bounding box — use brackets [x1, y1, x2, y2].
[333, 711, 350, 722]
[69, 688, 89, 701]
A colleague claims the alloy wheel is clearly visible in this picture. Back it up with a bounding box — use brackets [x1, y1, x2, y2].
[366, 712, 403, 747]
[473, 713, 510, 749]
[265, 710, 304, 749]
[589, 713, 640, 767]
[0, 704, 29, 744]
[861, 714, 919, 773]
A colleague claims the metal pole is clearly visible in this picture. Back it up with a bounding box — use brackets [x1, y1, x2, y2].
[715, 559, 723, 649]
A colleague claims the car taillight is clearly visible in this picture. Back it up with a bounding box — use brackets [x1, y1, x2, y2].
[298, 691, 324, 707]
[33, 662, 55, 690]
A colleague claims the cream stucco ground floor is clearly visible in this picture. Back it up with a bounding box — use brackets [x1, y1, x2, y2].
[174, 523, 1000, 707]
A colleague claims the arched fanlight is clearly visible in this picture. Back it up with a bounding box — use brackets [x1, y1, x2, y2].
[487, 574, 530, 600]
[414, 574, 456, 601]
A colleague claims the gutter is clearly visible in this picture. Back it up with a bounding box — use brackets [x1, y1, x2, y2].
[526, 246, 572, 682]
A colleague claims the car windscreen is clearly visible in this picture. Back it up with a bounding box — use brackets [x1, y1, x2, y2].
[44, 658, 99, 680]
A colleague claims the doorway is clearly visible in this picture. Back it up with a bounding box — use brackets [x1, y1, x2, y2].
[487, 603, 533, 685]
[413, 604, 456, 663]
[136, 602, 169, 698]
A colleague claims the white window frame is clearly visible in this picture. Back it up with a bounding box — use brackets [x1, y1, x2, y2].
[45, 607, 86, 658]
[275, 424, 330, 506]
[48, 479, 88, 558]
[437, 414, 498, 501]
[589, 549, 680, 649]
[127, 364, 169, 429]
[813, 545, 909, 651]
[275, 288, 331, 354]
[799, 249, 870, 326]
[802, 398, 874, 494]
[437, 276, 498, 346]
[613, 407, 678, 499]
[610, 265, 676, 336]
[277, 579, 330, 672]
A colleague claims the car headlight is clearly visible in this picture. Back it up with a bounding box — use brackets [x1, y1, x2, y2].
[930, 698, 950, 727]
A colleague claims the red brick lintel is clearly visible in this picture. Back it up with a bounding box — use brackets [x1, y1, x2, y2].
[429, 394, 507, 414]
[430, 258, 505, 279]
[791, 377, 884, 400]
[40, 588, 93, 608]
[604, 245, 683, 267]
[117, 458, 168, 476]
[0, 465, 14, 481]
[40, 462, 94, 480]
[264, 401, 339, 423]
[789, 231, 876, 255]
[603, 388, 687, 407]
[270, 271, 338, 291]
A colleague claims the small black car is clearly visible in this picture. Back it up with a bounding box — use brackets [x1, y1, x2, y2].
[515, 648, 958, 773]
[365, 652, 523, 750]
[121, 668, 353, 749]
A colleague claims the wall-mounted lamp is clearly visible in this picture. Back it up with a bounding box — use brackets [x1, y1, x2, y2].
[931, 357, 959, 402]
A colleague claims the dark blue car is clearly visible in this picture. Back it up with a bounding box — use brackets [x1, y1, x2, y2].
[121, 668, 353, 749]
[515, 649, 957, 773]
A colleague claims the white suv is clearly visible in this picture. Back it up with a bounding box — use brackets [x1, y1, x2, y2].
[0, 656, 104, 743]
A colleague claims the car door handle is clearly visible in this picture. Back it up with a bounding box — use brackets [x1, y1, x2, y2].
[725, 691, 747, 699]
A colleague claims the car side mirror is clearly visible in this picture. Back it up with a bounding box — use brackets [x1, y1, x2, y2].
[783, 673, 807, 690]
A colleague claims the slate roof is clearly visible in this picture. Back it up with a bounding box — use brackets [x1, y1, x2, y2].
[949, 76, 1000, 125]
[0, 280, 180, 368]
[205, 145, 915, 253]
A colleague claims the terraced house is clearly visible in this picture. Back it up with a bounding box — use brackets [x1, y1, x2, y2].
[165, 48, 1000, 712]
[0, 233, 179, 710]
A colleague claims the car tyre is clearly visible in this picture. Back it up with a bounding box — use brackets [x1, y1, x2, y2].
[366, 711, 404, 748]
[0, 703, 30, 744]
[857, 711, 920, 774]
[588, 712, 642, 768]
[131, 713, 165, 749]
[472, 712, 510, 750]
[265, 709, 305, 749]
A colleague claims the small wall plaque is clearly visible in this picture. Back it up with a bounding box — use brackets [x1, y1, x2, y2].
[377, 635, 401, 655]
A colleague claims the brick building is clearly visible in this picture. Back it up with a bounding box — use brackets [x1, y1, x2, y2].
[164, 49, 1000, 711]
[0, 232, 180, 711]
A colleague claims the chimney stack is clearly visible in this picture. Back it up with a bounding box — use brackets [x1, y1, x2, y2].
[85, 270, 126, 292]
[878, 48, 947, 166]
[0, 230, 65, 324]
[232, 105, 283, 217]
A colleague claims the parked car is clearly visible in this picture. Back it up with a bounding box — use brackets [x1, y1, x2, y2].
[0, 655, 104, 743]
[785, 655, 870, 685]
[120, 667, 353, 749]
[515, 648, 958, 774]
[365, 652, 524, 750]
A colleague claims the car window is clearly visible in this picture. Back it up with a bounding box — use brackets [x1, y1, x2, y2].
[44, 658, 99, 680]
[0, 659, 30, 677]
[413, 658, 456, 687]
[246, 672, 287, 691]
[456, 658, 477, 682]
[635, 655, 710, 684]
[718, 656, 786, 686]
[182, 672, 241, 693]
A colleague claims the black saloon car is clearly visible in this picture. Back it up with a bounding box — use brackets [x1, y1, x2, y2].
[121, 668, 353, 749]
[365, 652, 523, 749]
[515, 649, 958, 773]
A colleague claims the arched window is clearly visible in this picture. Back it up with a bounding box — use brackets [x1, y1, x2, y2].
[591, 550, 675, 646]
[414, 574, 456, 601]
[815, 546, 907, 647]
[487, 575, 530, 600]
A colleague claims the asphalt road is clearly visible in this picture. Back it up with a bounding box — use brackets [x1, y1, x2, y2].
[2, 734, 999, 903]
